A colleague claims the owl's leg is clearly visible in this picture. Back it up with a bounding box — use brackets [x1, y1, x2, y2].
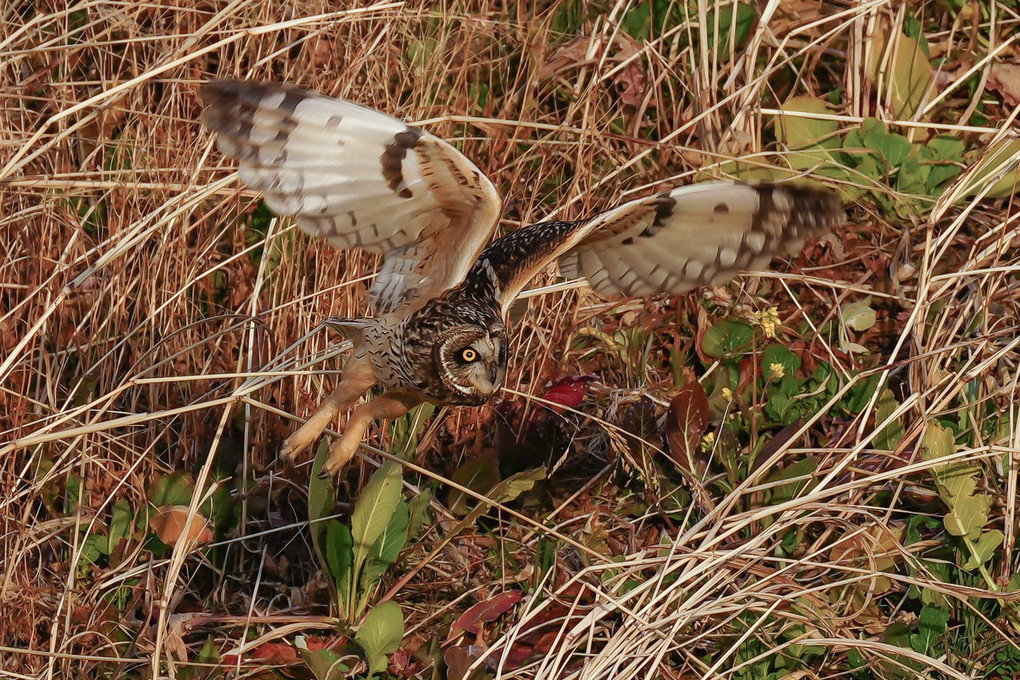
[280, 356, 377, 462]
[319, 392, 421, 477]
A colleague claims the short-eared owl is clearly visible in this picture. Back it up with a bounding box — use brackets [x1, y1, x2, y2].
[200, 80, 844, 476]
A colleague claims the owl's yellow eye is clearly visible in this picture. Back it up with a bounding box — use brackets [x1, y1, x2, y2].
[459, 348, 478, 363]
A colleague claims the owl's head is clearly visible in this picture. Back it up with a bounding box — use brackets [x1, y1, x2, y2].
[432, 322, 508, 405]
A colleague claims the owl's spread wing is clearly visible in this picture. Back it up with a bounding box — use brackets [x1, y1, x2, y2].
[474, 182, 843, 312]
[200, 80, 502, 315]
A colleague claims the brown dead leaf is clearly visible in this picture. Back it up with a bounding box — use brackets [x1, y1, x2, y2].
[665, 382, 710, 475]
[445, 591, 523, 644]
[987, 63, 1020, 107]
[149, 505, 213, 546]
[613, 34, 648, 108]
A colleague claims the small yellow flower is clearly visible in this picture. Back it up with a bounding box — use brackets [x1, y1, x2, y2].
[721, 386, 733, 401]
[753, 306, 781, 339]
[699, 431, 716, 453]
[769, 362, 786, 379]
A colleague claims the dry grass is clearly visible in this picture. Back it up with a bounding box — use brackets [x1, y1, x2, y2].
[2, 0, 1019, 678]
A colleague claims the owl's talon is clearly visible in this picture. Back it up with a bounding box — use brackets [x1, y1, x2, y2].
[320, 436, 360, 477]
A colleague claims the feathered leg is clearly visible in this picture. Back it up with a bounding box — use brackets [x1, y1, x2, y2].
[280, 355, 377, 462]
[319, 392, 421, 477]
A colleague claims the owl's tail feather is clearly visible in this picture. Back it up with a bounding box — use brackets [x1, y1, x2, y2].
[322, 317, 370, 344]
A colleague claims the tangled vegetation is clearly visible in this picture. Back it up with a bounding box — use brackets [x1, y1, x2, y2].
[2, 1, 1019, 678]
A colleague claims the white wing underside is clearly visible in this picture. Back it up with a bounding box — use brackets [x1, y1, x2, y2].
[559, 182, 842, 299]
[201, 81, 501, 315]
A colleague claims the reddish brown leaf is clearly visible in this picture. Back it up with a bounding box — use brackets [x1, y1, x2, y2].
[444, 645, 483, 680]
[149, 505, 212, 546]
[446, 590, 523, 644]
[504, 629, 560, 669]
[665, 382, 710, 474]
[539, 375, 596, 414]
[987, 63, 1020, 107]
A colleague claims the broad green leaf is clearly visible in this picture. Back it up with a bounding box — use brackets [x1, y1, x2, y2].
[351, 462, 403, 582]
[702, 319, 753, 359]
[776, 96, 840, 150]
[870, 31, 934, 118]
[407, 489, 433, 540]
[448, 453, 501, 516]
[841, 296, 877, 332]
[355, 600, 404, 678]
[461, 467, 547, 526]
[762, 345, 801, 379]
[921, 421, 955, 460]
[326, 521, 354, 610]
[874, 389, 905, 451]
[897, 153, 927, 195]
[959, 138, 1020, 198]
[108, 499, 133, 554]
[919, 135, 965, 193]
[945, 492, 992, 538]
[962, 529, 1003, 571]
[909, 605, 949, 654]
[148, 472, 195, 507]
[767, 456, 819, 505]
[309, 439, 336, 569]
[859, 118, 912, 169]
[298, 645, 349, 680]
[775, 96, 841, 172]
[360, 501, 410, 598]
[703, 2, 757, 58]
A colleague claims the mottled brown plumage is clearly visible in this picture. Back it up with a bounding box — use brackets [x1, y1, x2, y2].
[199, 79, 845, 475]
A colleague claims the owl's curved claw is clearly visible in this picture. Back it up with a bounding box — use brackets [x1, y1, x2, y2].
[314, 392, 421, 478]
[318, 435, 362, 478]
[279, 357, 378, 464]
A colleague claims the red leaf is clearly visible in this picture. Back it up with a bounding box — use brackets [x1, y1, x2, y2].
[539, 375, 596, 414]
[665, 382, 710, 474]
[446, 590, 523, 644]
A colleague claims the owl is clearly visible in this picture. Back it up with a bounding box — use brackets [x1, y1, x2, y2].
[199, 80, 844, 477]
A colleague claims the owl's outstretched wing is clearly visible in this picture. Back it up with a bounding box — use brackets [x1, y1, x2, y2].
[471, 182, 843, 313]
[200, 80, 501, 315]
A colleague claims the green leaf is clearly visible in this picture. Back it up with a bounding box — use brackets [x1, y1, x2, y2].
[909, 605, 949, 654]
[959, 138, 1020, 198]
[326, 521, 354, 610]
[765, 390, 794, 423]
[298, 644, 349, 680]
[355, 600, 404, 678]
[703, 2, 757, 58]
[860, 118, 912, 169]
[702, 319, 753, 359]
[766, 456, 819, 505]
[308, 439, 336, 570]
[448, 453, 501, 516]
[107, 499, 133, 554]
[775, 96, 841, 172]
[407, 489, 433, 540]
[919, 135, 965, 193]
[351, 462, 403, 583]
[874, 389, 905, 451]
[762, 345, 801, 379]
[148, 472, 195, 507]
[962, 529, 1003, 571]
[945, 492, 992, 538]
[897, 153, 927, 195]
[841, 296, 877, 332]
[777, 97, 838, 149]
[360, 501, 410, 597]
[870, 31, 934, 118]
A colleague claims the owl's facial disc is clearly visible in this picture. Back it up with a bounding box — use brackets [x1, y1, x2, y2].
[437, 324, 507, 402]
